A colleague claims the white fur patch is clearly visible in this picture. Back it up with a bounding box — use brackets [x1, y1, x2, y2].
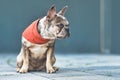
[39, 16, 46, 34]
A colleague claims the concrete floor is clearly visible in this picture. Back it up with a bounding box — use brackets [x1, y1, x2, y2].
[0, 53, 120, 80]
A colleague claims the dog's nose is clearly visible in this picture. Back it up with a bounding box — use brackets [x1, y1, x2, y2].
[65, 28, 70, 37]
[65, 28, 69, 33]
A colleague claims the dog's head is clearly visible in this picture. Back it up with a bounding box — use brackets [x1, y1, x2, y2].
[39, 5, 70, 39]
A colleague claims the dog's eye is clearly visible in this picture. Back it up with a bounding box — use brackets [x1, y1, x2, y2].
[56, 23, 64, 28]
[59, 24, 64, 27]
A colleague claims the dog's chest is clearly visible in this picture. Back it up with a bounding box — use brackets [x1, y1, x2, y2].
[22, 37, 53, 59]
[22, 35, 55, 60]
[29, 46, 48, 59]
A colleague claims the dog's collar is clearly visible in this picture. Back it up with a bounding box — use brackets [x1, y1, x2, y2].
[22, 19, 49, 44]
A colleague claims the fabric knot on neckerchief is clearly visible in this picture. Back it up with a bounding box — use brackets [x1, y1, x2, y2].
[22, 19, 49, 44]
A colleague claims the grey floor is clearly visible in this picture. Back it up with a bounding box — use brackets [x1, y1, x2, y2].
[0, 53, 120, 80]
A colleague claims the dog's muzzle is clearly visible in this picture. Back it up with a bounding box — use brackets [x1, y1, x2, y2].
[57, 28, 70, 39]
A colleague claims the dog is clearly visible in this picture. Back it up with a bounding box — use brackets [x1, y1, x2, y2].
[16, 5, 70, 74]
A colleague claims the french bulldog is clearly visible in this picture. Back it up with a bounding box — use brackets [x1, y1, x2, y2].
[16, 5, 70, 73]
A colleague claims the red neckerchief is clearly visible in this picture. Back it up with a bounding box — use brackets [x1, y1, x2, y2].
[22, 19, 49, 44]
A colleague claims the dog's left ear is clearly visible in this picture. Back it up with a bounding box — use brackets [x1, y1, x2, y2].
[47, 5, 56, 19]
[58, 6, 68, 16]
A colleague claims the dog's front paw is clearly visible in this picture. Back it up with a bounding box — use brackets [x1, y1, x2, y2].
[19, 68, 28, 73]
[46, 67, 56, 74]
[46, 66, 59, 73]
[19, 66, 28, 73]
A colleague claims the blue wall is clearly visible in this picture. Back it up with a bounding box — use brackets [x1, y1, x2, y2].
[111, 0, 120, 53]
[0, 0, 119, 53]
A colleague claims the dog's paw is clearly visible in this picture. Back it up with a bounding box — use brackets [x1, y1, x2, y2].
[53, 66, 59, 71]
[19, 68, 28, 73]
[46, 67, 56, 74]
[19, 66, 28, 73]
[16, 67, 21, 72]
[46, 66, 59, 74]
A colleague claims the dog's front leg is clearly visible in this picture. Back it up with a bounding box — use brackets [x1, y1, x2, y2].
[19, 46, 29, 73]
[46, 47, 56, 73]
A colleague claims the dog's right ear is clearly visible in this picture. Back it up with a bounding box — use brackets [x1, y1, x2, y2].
[47, 5, 56, 20]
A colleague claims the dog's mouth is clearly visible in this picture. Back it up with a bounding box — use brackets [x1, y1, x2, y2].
[56, 32, 70, 39]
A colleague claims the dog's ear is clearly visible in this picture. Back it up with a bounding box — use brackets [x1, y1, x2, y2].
[58, 6, 68, 16]
[47, 5, 56, 19]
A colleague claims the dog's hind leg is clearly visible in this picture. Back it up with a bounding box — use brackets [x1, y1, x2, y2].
[16, 45, 24, 72]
